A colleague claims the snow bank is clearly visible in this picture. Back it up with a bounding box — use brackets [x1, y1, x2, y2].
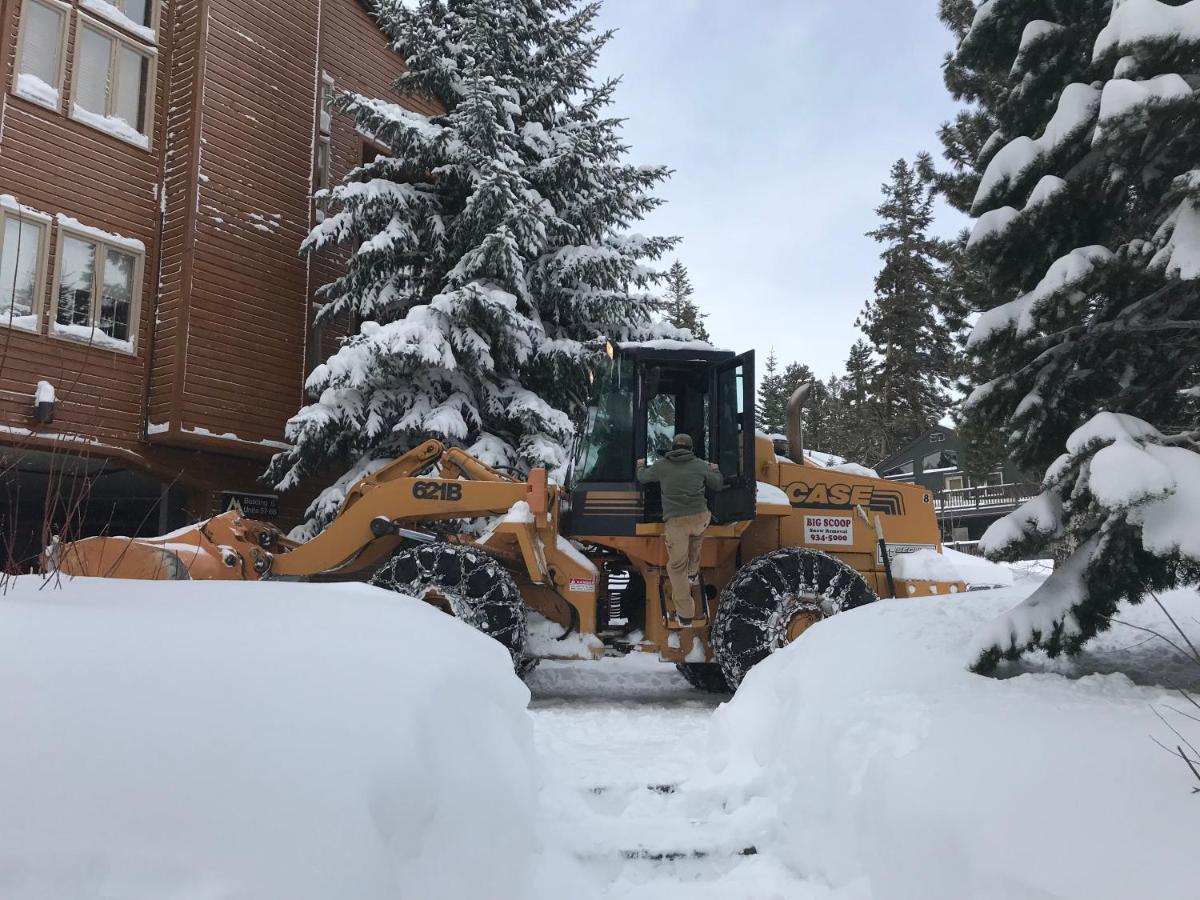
[0, 576, 567, 900]
[890, 548, 962, 584]
[941, 546, 1015, 587]
[708, 586, 1199, 900]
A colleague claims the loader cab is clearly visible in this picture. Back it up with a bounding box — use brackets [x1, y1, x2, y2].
[568, 343, 756, 536]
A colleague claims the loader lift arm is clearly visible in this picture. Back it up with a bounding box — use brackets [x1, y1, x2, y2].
[269, 440, 544, 578]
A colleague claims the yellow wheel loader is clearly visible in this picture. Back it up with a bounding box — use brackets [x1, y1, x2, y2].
[52, 343, 963, 691]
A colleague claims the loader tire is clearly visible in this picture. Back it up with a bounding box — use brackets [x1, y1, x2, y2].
[371, 544, 532, 675]
[675, 663, 731, 694]
[712, 547, 877, 690]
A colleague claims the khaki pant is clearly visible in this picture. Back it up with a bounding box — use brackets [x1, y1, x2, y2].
[664, 510, 710, 619]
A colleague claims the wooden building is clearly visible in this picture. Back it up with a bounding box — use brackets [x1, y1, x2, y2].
[875, 425, 1038, 551]
[0, 0, 432, 564]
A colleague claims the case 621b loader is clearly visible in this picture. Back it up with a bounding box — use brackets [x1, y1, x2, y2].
[55, 343, 963, 691]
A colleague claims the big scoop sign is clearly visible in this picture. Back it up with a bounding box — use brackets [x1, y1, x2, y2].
[804, 515, 854, 546]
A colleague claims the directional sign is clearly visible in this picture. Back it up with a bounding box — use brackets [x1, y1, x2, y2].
[222, 492, 279, 520]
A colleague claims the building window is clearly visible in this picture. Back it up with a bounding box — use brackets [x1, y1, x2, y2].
[320, 72, 335, 135]
[944, 475, 966, 492]
[314, 136, 332, 222]
[882, 460, 915, 479]
[0, 203, 50, 331]
[306, 303, 324, 374]
[52, 222, 143, 353]
[13, 0, 70, 110]
[103, 0, 157, 31]
[71, 15, 157, 149]
[922, 449, 959, 473]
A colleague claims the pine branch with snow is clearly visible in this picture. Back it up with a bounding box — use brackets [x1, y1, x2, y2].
[268, 0, 677, 531]
[938, 1, 1200, 669]
[972, 413, 1200, 672]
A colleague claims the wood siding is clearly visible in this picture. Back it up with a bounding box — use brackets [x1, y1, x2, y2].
[1, 0, 436, 519]
[0, 0, 167, 452]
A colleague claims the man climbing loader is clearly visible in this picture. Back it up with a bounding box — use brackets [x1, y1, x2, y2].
[52, 342, 963, 691]
[636, 433, 726, 627]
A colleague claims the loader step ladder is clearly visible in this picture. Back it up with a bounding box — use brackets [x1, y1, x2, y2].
[658, 572, 709, 629]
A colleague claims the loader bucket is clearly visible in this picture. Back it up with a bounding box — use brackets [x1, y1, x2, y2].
[54, 537, 195, 580]
[49, 513, 278, 581]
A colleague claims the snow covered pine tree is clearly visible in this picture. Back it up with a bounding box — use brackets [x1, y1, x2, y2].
[268, 0, 677, 535]
[662, 260, 710, 342]
[944, 0, 1200, 672]
[756, 350, 788, 436]
[858, 158, 957, 458]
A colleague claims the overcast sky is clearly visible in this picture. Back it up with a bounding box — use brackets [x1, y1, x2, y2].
[593, 0, 966, 378]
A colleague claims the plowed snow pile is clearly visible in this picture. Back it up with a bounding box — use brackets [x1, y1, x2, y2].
[0, 576, 568, 900]
[708, 587, 1199, 900]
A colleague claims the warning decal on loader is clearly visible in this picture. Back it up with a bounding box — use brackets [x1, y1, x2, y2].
[804, 515, 854, 546]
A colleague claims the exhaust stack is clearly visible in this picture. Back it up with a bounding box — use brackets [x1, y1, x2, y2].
[786, 382, 813, 465]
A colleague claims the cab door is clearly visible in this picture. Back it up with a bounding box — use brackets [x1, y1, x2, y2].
[709, 351, 756, 524]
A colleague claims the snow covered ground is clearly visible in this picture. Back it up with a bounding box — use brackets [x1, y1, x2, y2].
[709, 584, 1200, 900]
[2, 573, 1193, 899]
[532, 578, 1199, 899]
[0, 576, 569, 900]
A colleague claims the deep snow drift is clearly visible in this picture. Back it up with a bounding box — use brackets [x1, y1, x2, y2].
[0, 576, 567, 900]
[708, 585, 1200, 900]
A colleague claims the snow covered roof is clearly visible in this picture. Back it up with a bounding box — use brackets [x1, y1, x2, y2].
[616, 340, 735, 362]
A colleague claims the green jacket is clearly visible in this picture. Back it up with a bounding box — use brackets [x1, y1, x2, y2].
[637, 449, 726, 520]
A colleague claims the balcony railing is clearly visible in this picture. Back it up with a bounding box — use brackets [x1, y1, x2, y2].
[935, 483, 1040, 516]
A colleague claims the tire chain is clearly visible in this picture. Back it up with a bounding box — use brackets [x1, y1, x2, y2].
[712, 548, 877, 688]
[372, 544, 529, 668]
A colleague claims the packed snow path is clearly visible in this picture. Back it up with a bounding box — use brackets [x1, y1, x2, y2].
[527, 657, 828, 900]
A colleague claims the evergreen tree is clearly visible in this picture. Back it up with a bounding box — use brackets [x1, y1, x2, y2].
[662, 260, 709, 342]
[780, 361, 818, 450]
[820, 373, 848, 457]
[756, 349, 788, 435]
[838, 340, 881, 464]
[928, 1, 1005, 214]
[858, 158, 956, 456]
[805, 377, 836, 456]
[268, 0, 676, 533]
[937, 1, 1200, 671]
[756, 353, 821, 447]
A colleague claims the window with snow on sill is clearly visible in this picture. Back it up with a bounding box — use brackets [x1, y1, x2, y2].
[14, 73, 59, 109]
[51, 320, 134, 353]
[78, 0, 156, 44]
[72, 104, 149, 149]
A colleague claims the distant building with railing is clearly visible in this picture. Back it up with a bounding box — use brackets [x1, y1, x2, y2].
[874, 425, 1038, 551]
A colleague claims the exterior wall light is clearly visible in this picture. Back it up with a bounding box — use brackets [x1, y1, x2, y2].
[34, 380, 56, 424]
